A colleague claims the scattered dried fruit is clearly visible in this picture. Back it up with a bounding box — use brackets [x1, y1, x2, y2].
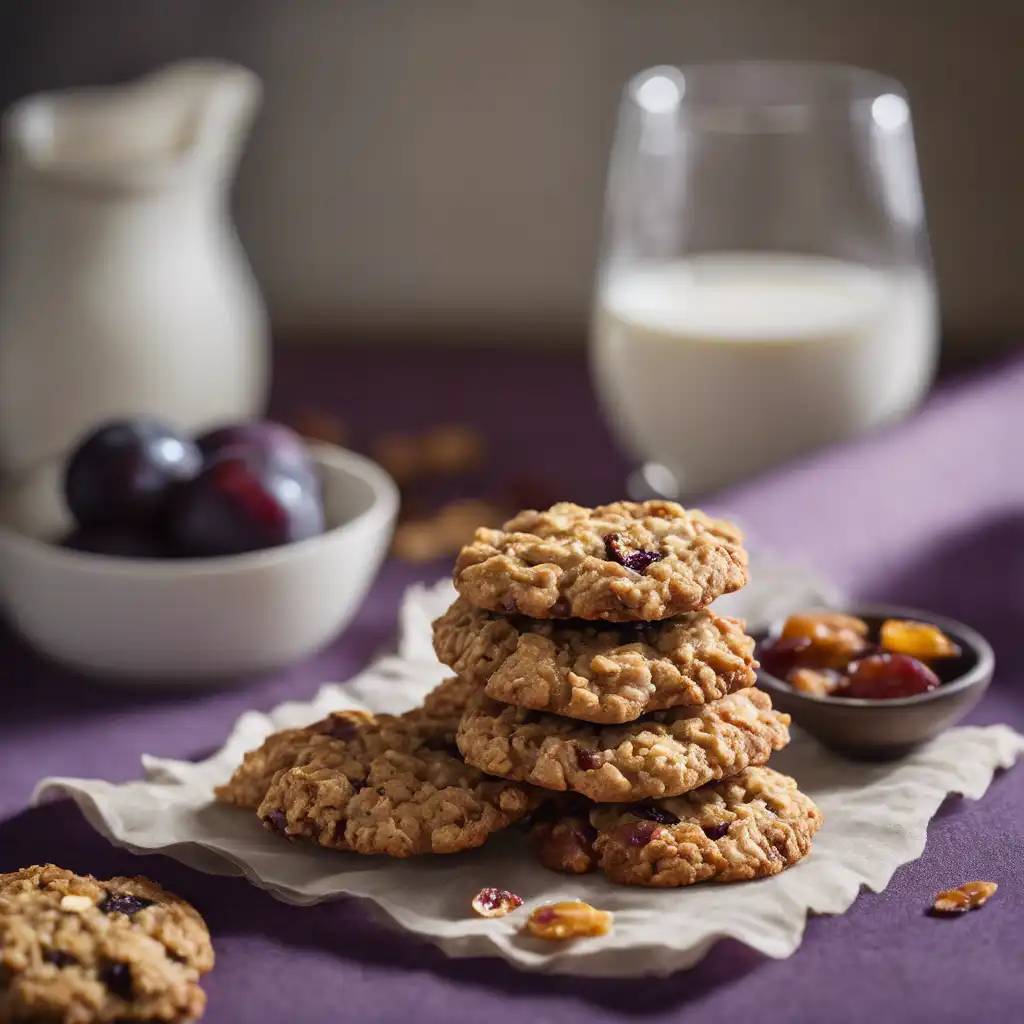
[880, 619, 961, 660]
[471, 887, 524, 918]
[372, 433, 424, 484]
[371, 424, 486, 484]
[842, 653, 940, 700]
[392, 500, 505, 563]
[933, 881, 998, 914]
[290, 408, 350, 448]
[525, 901, 613, 940]
[390, 521, 447, 563]
[421, 425, 485, 476]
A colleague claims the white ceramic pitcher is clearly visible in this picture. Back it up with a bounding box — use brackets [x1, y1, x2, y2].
[0, 60, 269, 483]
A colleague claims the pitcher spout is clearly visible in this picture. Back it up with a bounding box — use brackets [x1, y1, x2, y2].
[3, 59, 262, 191]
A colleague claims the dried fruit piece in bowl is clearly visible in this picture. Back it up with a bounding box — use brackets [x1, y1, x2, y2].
[789, 668, 845, 698]
[842, 653, 940, 700]
[758, 636, 815, 679]
[471, 888, 523, 918]
[525, 901, 612, 940]
[778, 612, 870, 667]
[880, 619, 961, 660]
[933, 881, 998, 914]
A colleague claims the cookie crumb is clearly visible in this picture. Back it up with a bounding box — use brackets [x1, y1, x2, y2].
[933, 881, 998, 914]
[525, 900, 612, 940]
[471, 887, 523, 918]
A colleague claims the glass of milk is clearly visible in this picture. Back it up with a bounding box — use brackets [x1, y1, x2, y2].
[591, 63, 938, 497]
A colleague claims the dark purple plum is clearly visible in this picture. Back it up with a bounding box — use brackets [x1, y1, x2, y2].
[62, 527, 169, 559]
[195, 421, 319, 492]
[64, 418, 202, 530]
[167, 451, 324, 557]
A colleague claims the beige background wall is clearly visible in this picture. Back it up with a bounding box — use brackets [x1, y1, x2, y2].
[4, 1, 1023, 357]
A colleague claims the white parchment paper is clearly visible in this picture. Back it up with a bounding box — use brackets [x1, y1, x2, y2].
[33, 564, 1024, 976]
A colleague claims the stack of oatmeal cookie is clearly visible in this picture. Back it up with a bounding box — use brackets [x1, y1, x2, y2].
[215, 500, 820, 887]
[433, 500, 822, 886]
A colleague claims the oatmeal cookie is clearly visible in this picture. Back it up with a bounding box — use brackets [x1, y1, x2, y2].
[532, 767, 822, 886]
[0, 865, 213, 1023]
[255, 683, 539, 858]
[213, 709, 378, 810]
[433, 597, 757, 723]
[214, 675, 475, 810]
[457, 688, 789, 802]
[453, 501, 747, 621]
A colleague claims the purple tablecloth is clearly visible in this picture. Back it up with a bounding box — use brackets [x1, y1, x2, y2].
[2, 348, 1023, 1023]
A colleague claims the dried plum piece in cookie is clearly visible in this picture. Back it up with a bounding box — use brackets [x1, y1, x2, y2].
[590, 767, 822, 886]
[432, 596, 758, 724]
[528, 796, 599, 875]
[258, 741, 539, 858]
[214, 675, 474, 810]
[456, 688, 790, 802]
[0, 864, 213, 1023]
[453, 500, 748, 622]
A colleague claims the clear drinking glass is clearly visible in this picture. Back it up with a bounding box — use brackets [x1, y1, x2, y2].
[590, 62, 938, 499]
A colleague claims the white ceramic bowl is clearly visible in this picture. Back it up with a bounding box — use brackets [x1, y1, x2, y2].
[0, 443, 398, 682]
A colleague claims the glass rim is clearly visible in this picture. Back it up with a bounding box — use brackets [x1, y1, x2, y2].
[625, 61, 909, 112]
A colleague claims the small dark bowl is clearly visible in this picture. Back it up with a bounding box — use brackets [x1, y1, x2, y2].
[755, 604, 995, 761]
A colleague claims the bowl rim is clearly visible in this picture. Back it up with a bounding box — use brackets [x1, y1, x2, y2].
[755, 602, 995, 709]
[0, 442, 399, 578]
